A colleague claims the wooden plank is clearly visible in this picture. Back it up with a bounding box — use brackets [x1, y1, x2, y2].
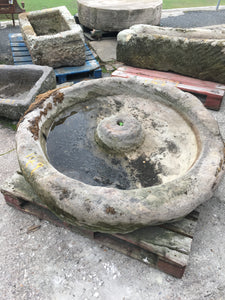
[112, 66, 225, 110]
[4, 193, 95, 239]
[13, 61, 33, 65]
[55, 60, 101, 83]
[11, 46, 29, 52]
[93, 68, 102, 78]
[94, 233, 158, 266]
[86, 53, 95, 60]
[10, 42, 26, 47]
[160, 218, 198, 238]
[8, 33, 24, 42]
[157, 259, 185, 278]
[114, 227, 191, 267]
[13, 51, 30, 57]
[113, 66, 225, 90]
[54, 60, 99, 76]
[13, 56, 32, 63]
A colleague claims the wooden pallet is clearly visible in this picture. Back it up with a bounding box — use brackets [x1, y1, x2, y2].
[1, 172, 199, 278]
[8, 33, 102, 84]
[112, 66, 225, 110]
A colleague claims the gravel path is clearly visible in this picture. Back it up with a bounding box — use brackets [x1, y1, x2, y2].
[161, 8, 225, 28]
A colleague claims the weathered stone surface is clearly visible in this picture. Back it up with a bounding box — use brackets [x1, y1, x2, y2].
[117, 24, 225, 84]
[16, 78, 224, 233]
[19, 6, 86, 68]
[77, 0, 162, 32]
[96, 114, 145, 152]
[0, 65, 56, 120]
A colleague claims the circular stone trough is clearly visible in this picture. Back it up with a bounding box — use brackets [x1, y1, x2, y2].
[16, 78, 225, 233]
[77, 0, 162, 32]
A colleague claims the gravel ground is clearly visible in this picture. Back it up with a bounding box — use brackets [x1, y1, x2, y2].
[161, 7, 225, 28]
[1, 7, 225, 300]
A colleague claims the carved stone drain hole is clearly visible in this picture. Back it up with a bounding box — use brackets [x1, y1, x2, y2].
[117, 119, 124, 126]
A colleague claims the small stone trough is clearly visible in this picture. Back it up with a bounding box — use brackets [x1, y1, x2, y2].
[14, 77, 224, 234]
[19, 6, 86, 68]
[117, 25, 225, 84]
[0, 65, 56, 120]
[77, 0, 162, 32]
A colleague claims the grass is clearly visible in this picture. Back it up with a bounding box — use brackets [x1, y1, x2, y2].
[0, 0, 225, 22]
[23, 0, 225, 12]
[0, 0, 78, 21]
[1, 0, 225, 19]
[23, 0, 78, 15]
[0, 117, 17, 131]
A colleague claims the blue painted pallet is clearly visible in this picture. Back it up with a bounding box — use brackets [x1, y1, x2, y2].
[8, 33, 102, 84]
[9, 33, 32, 64]
[54, 44, 102, 84]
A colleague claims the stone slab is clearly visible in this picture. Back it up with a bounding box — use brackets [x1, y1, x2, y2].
[89, 39, 117, 62]
[77, 0, 162, 32]
[19, 6, 86, 68]
[117, 24, 225, 84]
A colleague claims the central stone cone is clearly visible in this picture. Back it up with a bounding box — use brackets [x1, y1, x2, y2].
[96, 114, 145, 152]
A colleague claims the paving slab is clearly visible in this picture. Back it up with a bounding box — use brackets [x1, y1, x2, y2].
[89, 39, 117, 62]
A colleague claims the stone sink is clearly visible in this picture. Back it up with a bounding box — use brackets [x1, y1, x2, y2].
[19, 6, 86, 68]
[16, 78, 224, 233]
[0, 65, 56, 120]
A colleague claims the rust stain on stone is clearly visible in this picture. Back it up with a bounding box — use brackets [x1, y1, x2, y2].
[105, 206, 116, 215]
[17, 87, 68, 140]
[53, 91, 64, 105]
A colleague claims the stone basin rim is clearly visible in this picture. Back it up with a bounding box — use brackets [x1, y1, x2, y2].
[16, 77, 225, 233]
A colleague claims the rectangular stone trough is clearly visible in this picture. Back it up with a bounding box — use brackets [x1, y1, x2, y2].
[0, 65, 56, 120]
[19, 6, 86, 68]
[117, 25, 225, 84]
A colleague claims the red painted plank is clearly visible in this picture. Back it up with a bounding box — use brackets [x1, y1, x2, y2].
[112, 67, 225, 110]
[157, 259, 185, 279]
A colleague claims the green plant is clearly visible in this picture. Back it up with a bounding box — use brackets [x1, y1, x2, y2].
[0, 117, 17, 131]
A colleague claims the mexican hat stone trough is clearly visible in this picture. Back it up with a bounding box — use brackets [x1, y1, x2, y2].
[16, 77, 225, 233]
